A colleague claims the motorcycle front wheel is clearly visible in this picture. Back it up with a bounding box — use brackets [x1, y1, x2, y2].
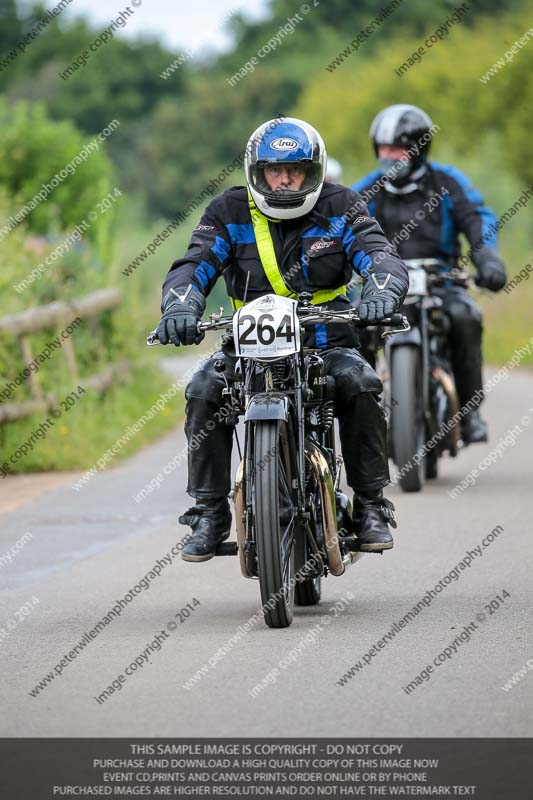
[252, 419, 297, 628]
[390, 345, 425, 493]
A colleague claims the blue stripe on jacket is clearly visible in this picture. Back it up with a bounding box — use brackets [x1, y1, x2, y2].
[225, 223, 255, 244]
[193, 259, 217, 288]
[352, 169, 382, 193]
[440, 191, 455, 256]
[212, 236, 231, 263]
[431, 162, 498, 249]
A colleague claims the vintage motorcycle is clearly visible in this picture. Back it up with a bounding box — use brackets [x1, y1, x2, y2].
[148, 294, 407, 628]
[385, 259, 475, 492]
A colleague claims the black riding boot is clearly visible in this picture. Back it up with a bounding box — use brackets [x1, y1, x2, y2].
[353, 488, 396, 552]
[461, 409, 488, 444]
[179, 498, 232, 562]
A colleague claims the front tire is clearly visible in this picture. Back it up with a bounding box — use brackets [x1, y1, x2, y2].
[390, 346, 425, 493]
[253, 420, 296, 628]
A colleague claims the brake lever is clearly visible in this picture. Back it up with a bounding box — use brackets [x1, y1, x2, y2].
[146, 329, 161, 346]
[147, 307, 229, 346]
[198, 307, 228, 331]
[380, 316, 411, 338]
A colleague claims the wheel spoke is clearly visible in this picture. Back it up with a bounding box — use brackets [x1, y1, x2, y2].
[279, 458, 292, 501]
[281, 512, 296, 550]
[282, 549, 292, 584]
[281, 515, 296, 580]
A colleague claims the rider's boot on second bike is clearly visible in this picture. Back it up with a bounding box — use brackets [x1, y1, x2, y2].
[353, 488, 396, 552]
[461, 409, 488, 444]
[179, 498, 231, 562]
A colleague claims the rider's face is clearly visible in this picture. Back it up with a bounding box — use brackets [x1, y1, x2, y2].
[378, 144, 410, 160]
[264, 165, 306, 191]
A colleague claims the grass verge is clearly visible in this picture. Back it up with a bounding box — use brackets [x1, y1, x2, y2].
[0, 362, 183, 475]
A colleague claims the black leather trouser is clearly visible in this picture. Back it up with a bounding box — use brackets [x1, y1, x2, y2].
[433, 285, 484, 408]
[358, 287, 484, 409]
[184, 346, 390, 500]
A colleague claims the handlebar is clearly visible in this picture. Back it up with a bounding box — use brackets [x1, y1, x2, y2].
[297, 309, 406, 328]
[427, 269, 474, 288]
[403, 259, 476, 289]
[146, 307, 409, 346]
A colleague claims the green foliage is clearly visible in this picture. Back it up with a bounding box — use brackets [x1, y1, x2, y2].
[2, 0, 528, 219]
[219, 0, 520, 78]
[0, 363, 183, 474]
[0, 98, 116, 237]
[454, 138, 533, 367]
[0, 0, 22, 55]
[133, 70, 299, 217]
[2, 6, 187, 131]
[30, 33, 187, 135]
[0, 178, 187, 477]
[295, 8, 533, 189]
[1, 2, 188, 220]
[294, 4, 533, 367]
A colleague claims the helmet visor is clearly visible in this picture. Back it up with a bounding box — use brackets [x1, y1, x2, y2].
[249, 161, 323, 210]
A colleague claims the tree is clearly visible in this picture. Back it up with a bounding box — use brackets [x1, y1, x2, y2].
[0, 0, 22, 54]
[0, 99, 115, 236]
[130, 70, 300, 217]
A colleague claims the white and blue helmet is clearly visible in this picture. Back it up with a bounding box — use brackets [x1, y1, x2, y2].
[244, 117, 327, 220]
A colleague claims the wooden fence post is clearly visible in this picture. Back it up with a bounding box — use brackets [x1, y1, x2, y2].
[18, 335, 43, 401]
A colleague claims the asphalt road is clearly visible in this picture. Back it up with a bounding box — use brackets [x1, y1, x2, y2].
[1, 355, 532, 737]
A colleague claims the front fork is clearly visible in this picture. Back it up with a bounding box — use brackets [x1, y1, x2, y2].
[387, 305, 431, 430]
[420, 306, 431, 430]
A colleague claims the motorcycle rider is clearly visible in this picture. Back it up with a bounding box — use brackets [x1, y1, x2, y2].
[353, 104, 506, 444]
[157, 117, 408, 561]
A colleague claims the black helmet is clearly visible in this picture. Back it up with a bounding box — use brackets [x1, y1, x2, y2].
[370, 104, 434, 181]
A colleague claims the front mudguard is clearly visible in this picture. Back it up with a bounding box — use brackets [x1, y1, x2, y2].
[244, 393, 290, 422]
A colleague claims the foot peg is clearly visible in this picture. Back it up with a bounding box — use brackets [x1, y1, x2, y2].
[360, 543, 393, 554]
[339, 534, 391, 554]
[339, 534, 360, 552]
[215, 541, 238, 556]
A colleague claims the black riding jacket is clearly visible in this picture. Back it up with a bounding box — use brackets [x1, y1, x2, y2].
[162, 183, 408, 349]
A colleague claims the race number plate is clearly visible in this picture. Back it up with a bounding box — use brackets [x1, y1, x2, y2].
[233, 294, 300, 359]
[407, 267, 428, 296]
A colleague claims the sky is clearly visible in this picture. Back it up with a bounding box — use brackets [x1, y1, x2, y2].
[31, 0, 269, 55]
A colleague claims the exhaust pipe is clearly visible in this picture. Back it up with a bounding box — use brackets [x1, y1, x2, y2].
[234, 447, 359, 579]
[232, 459, 256, 579]
[305, 443, 345, 576]
[432, 366, 461, 456]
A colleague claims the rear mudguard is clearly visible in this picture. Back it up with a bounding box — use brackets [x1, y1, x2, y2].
[244, 393, 290, 422]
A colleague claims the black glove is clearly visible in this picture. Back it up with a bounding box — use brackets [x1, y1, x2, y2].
[358, 273, 406, 322]
[156, 285, 206, 346]
[475, 259, 506, 292]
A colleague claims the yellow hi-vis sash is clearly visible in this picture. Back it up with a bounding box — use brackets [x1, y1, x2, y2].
[230, 193, 347, 310]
